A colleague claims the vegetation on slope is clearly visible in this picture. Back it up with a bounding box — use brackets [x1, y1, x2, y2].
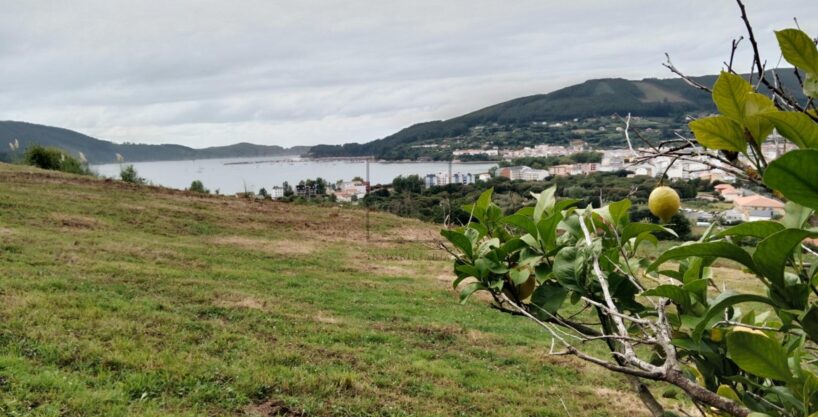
[308, 71, 805, 159]
[0, 163, 666, 417]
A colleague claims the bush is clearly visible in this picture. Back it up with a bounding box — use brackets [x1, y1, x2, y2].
[23, 145, 91, 175]
[120, 165, 146, 184]
[189, 180, 208, 194]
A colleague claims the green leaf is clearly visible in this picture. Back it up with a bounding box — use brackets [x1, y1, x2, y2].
[553, 247, 582, 288]
[775, 29, 818, 75]
[642, 285, 690, 309]
[754, 228, 818, 287]
[743, 97, 775, 143]
[712, 71, 753, 123]
[801, 305, 818, 342]
[714, 221, 784, 239]
[727, 329, 792, 381]
[689, 116, 748, 153]
[440, 229, 473, 259]
[760, 111, 818, 149]
[782, 202, 814, 229]
[533, 185, 556, 223]
[459, 282, 485, 304]
[716, 384, 741, 402]
[603, 199, 632, 227]
[531, 281, 569, 315]
[763, 149, 818, 210]
[476, 188, 493, 212]
[500, 214, 538, 237]
[648, 241, 756, 273]
[508, 266, 531, 285]
[692, 292, 776, 340]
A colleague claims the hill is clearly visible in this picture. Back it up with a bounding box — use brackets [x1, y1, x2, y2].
[0, 121, 309, 164]
[308, 70, 806, 159]
[0, 162, 664, 416]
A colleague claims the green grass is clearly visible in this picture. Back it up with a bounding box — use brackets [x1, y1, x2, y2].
[0, 163, 660, 417]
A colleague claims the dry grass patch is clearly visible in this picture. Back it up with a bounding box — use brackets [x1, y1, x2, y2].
[51, 213, 102, 229]
[209, 235, 317, 256]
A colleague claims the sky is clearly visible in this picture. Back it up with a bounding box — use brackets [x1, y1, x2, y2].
[1, 1, 816, 148]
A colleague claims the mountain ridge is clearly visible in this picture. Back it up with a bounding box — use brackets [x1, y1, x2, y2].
[0, 121, 309, 164]
[308, 70, 806, 159]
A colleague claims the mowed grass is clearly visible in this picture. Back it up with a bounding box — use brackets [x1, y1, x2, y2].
[0, 163, 655, 417]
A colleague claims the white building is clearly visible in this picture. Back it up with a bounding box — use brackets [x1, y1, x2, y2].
[333, 181, 368, 202]
[270, 186, 285, 199]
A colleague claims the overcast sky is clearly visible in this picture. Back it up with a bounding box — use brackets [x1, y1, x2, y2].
[1, 1, 816, 148]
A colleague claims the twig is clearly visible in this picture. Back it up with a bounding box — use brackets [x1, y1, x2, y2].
[663, 53, 712, 93]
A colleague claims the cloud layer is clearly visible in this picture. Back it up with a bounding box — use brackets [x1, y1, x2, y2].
[1, 0, 815, 147]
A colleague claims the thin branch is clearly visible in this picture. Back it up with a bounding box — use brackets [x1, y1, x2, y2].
[663, 53, 712, 93]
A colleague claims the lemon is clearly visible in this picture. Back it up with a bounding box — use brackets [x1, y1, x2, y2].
[648, 186, 680, 223]
[518, 276, 537, 300]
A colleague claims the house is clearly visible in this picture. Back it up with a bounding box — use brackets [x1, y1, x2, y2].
[333, 181, 368, 202]
[720, 187, 754, 202]
[714, 184, 735, 194]
[549, 164, 577, 177]
[720, 209, 744, 225]
[733, 195, 785, 221]
[270, 186, 285, 199]
[497, 166, 549, 181]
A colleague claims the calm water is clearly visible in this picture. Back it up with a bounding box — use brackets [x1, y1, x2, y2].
[92, 157, 496, 194]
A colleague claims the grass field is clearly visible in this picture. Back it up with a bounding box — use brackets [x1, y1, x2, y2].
[0, 163, 677, 417]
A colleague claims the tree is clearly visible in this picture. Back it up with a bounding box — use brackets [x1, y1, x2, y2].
[441, 12, 818, 417]
[282, 181, 294, 197]
[120, 165, 146, 184]
[258, 187, 268, 198]
[23, 145, 91, 176]
[189, 180, 208, 194]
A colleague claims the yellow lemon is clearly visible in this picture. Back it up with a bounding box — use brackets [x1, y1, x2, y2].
[648, 186, 680, 223]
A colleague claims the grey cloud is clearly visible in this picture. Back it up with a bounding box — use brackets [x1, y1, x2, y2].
[0, 0, 816, 147]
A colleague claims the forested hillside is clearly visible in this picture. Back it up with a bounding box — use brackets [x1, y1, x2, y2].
[309, 70, 805, 159]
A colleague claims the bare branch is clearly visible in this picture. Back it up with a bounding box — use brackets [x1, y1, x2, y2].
[663, 53, 712, 93]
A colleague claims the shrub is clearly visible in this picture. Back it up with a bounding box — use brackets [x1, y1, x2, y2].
[22, 145, 91, 175]
[120, 165, 146, 184]
[189, 180, 208, 194]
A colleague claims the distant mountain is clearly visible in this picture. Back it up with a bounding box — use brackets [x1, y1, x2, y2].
[308, 70, 806, 159]
[0, 121, 309, 164]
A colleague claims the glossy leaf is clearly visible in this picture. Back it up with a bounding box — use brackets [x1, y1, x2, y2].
[692, 292, 776, 340]
[712, 71, 753, 123]
[727, 329, 792, 381]
[642, 285, 690, 309]
[689, 116, 747, 153]
[459, 282, 485, 304]
[531, 281, 569, 316]
[648, 241, 756, 273]
[533, 185, 556, 223]
[775, 29, 818, 75]
[782, 202, 814, 230]
[760, 111, 818, 149]
[714, 221, 784, 239]
[763, 150, 818, 211]
[440, 229, 474, 259]
[754, 228, 818, 287]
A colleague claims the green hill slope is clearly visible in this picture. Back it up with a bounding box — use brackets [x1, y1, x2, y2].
[0, 163, 667, 416]
[0, 121, 308, 164]
[309, 71, 805, 159]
